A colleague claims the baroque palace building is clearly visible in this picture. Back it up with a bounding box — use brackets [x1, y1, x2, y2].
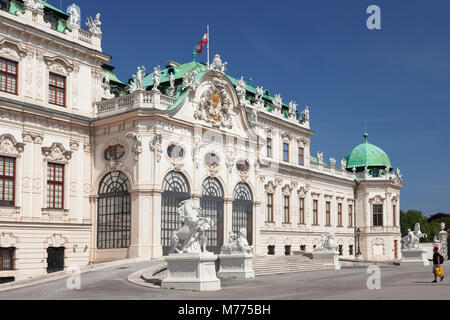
[0, 1, 404, 281]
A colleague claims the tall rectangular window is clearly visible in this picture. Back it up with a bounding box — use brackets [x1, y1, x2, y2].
[0, 247, 15, 271]
[283, 143, 289, 162]
[313, 200, 318, 225]
[348, 204, 353, 227]
[266, 193, 274, 222]
[299, 198, 305, 224]
[49, 73, 66, 106]
[284, 196, 290, 223]
[0, 156, 15, 207]
[0, 58, 17, 95]
[47, 163, 64, 209]
[326, 201, 331, 226]
[298, 147, 304, 166]
[338, 203, 343, 227]
[393, 205, 397, 227]
[373, 205, 383, 227]
[267, 138, 272, 158]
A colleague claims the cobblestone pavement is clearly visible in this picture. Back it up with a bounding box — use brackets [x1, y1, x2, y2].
[0, 262, 448, 300]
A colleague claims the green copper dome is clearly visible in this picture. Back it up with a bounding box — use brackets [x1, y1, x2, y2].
[345, 133, 392, 171]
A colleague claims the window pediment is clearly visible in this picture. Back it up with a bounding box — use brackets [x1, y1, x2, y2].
[42, 143, 73, 163]
[0, 134, 24, 157]
[0, 39, 27, 61]
[44, 56, 74, 75]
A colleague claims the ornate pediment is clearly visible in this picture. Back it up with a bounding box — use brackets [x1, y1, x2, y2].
[194, 85, 233, 129]
[0, 39, 27, 61]
[44, 56, 74, 75]
[42, 143, 73, 163]
[282, 184, 293, 196]
[265, 181, 277, 194]
[0, 232, 18, 247]
[298, 186, 307, 198]
[0, 134, 24, 157]
[370, 195, 385, 204]
[44, 233, 68, 248]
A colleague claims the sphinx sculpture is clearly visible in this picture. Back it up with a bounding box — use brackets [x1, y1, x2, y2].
[315, 232, 337, 252]
[220, 229, 252, 255]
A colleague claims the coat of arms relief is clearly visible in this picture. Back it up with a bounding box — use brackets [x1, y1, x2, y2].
[194, 86, 233, 129]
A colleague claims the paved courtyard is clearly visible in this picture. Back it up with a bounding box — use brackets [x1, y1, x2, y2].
[0, 261, 448, 300]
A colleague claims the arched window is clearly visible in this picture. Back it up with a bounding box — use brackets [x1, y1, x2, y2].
[97, 171, 131, 249]
[200, 178, 224, 254]
[161, 171, 190, 255]
[232, 183, 254, 245]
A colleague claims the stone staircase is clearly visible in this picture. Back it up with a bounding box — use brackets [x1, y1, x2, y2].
[252, 255, 334, 276]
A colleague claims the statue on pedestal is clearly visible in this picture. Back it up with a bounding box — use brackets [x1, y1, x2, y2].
[315, 232, 337, 252]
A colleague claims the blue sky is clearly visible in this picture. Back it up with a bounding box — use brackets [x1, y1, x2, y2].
[56, 0, 450, 216]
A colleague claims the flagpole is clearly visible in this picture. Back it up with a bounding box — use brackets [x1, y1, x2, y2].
[207, 24, 210, 70]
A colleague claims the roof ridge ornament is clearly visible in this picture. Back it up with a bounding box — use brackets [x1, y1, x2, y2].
[209, 54, 227, 74]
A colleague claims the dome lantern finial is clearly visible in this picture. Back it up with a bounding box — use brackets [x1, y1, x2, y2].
[363, 132, 369, 143]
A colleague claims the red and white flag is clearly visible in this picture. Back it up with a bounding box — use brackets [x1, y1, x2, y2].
[195, 29, 208, 54]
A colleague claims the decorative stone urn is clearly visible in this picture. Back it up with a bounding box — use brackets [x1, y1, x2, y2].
[160, 199, 221, 291]
[218, 229, 255, 279]
[312, 232, 341, 270]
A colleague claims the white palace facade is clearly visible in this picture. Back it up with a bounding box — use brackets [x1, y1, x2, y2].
[0, 1, 404, 281]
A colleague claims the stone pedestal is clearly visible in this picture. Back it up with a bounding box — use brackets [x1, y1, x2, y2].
[161, 253, 221, 292]
[401, 249, 429, 266]
[439, 231, 448, 259]
[218, 254, 255, 279]
[312, 251, 341, 270]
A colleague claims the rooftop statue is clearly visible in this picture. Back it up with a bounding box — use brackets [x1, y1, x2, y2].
[273, 94, 282, 111]
[288, 101, 297, 118]
[315, 233, 337, 252]
[341, 159, 347, 170]
[220, 229, 252, 255]
[24, 0, 44, 11]
[86, 13, 102, 35]
[401, 223, 427, 250]
[317, 151, 324, 164]
[255, 86, 264, 106]
[130, 66, 146, 93]
[152, 66, 161, 91]
[182, 71, 199, 91]
[67, 4, 81, 28]
[170, 199, 215, 254]
[169, 72, 175, 89]
[236, 77, 247, 106]
[210, 54, 227, 74]
[329, 158, 336, 169]
[300, 106, 310, 124]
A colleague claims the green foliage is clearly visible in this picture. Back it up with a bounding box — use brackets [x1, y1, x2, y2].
[400, 210, 443, 243]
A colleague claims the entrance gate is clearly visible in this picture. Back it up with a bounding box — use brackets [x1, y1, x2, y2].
[47, 247, 64, 273]
[232, 183, 253, 245]
[200, 178, 224, 254]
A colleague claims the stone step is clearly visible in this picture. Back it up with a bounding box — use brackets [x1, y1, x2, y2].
[251, 255, 333, 276]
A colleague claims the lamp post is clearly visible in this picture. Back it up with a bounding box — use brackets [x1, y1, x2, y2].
[355, 228, 363, 260]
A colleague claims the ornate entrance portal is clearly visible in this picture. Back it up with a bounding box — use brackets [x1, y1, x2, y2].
[161, 171, 190, 256]
[232, 183, 254, 245]
[200, 178, 224, 254]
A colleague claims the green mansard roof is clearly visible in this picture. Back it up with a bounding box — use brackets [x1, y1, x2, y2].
[134, 59, 296, 116]
[344, 133, 392, 170]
